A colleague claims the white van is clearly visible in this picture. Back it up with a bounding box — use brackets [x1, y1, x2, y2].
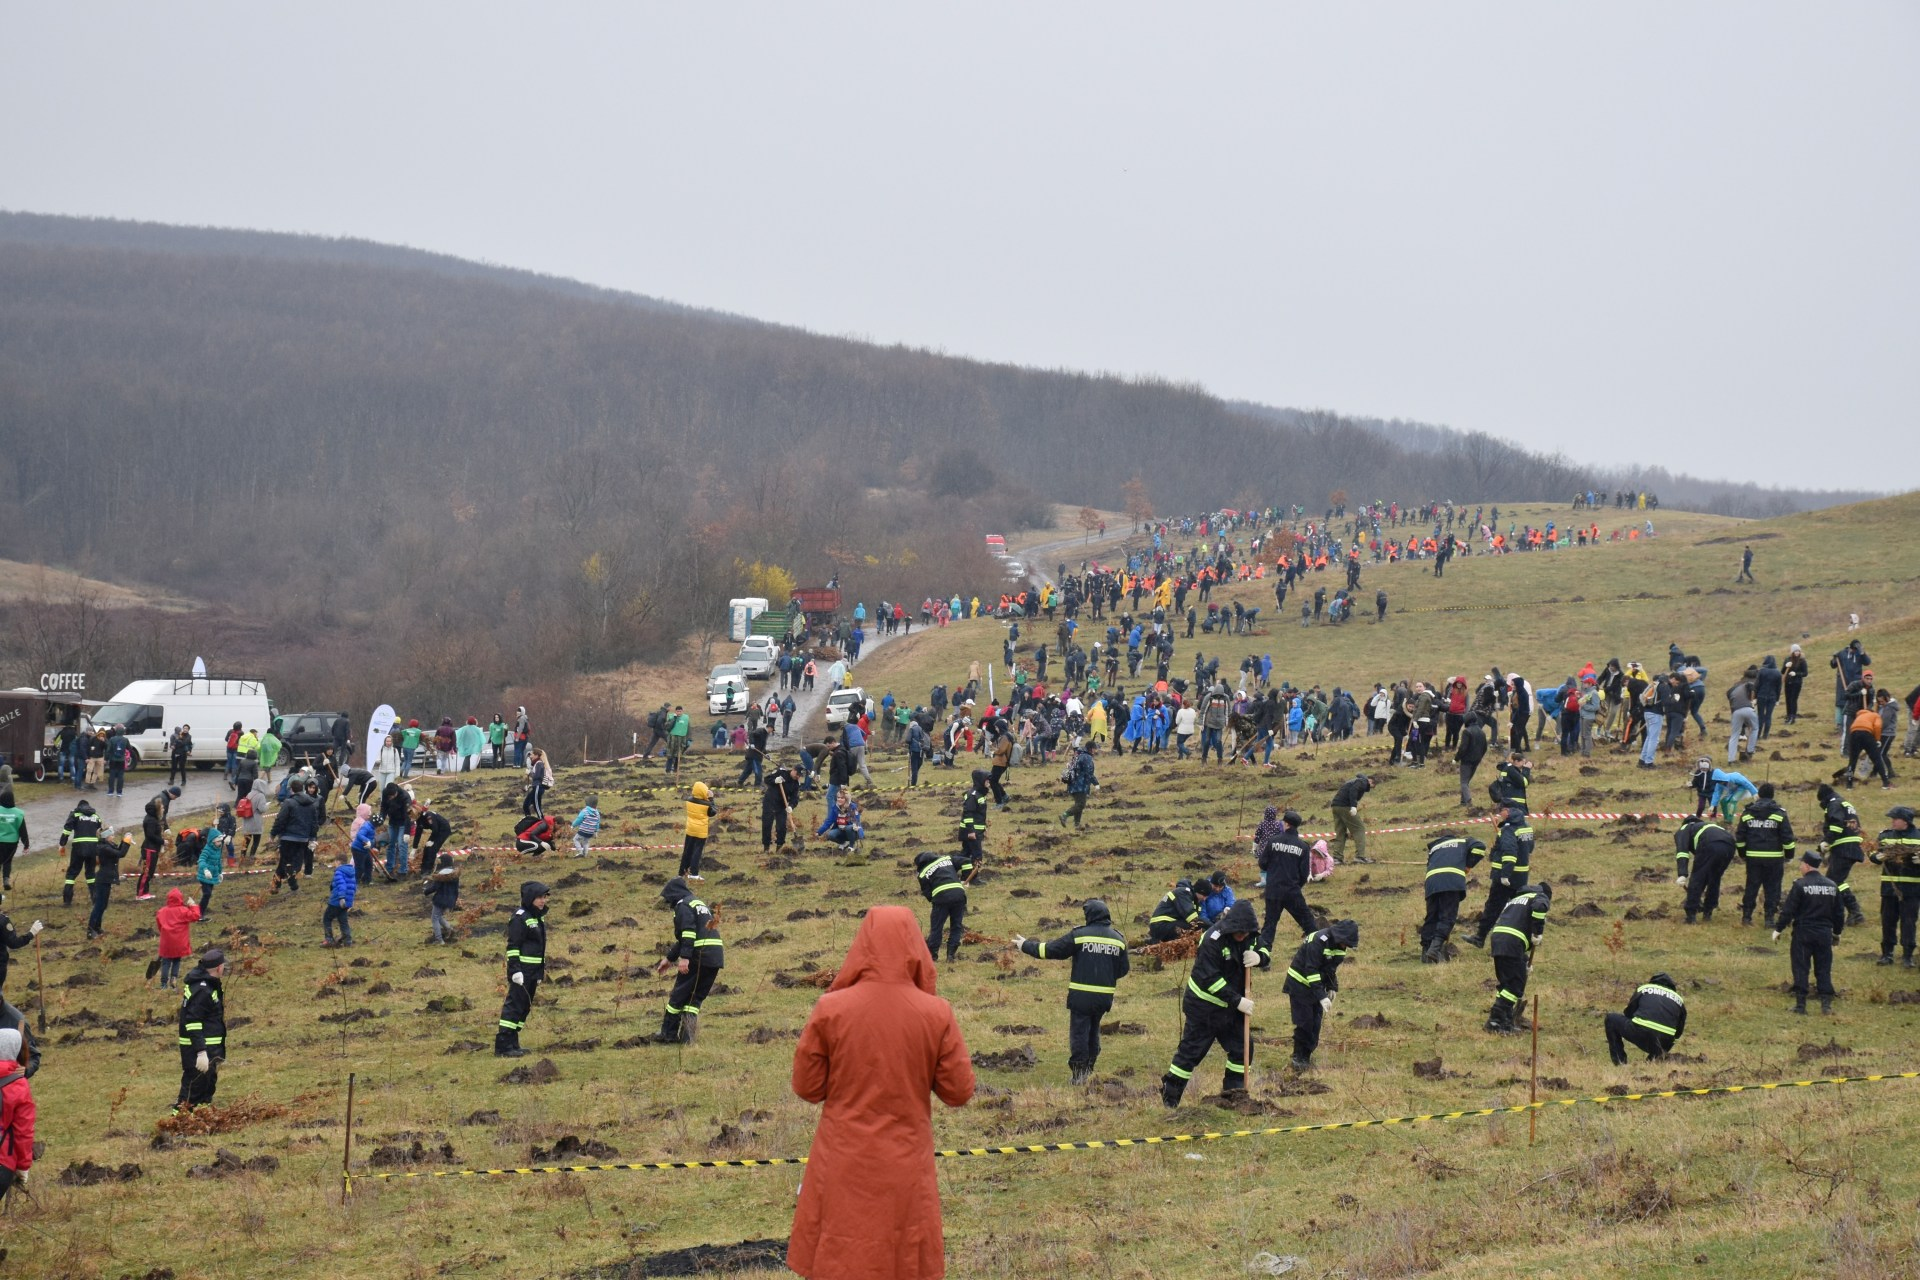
[91, 677, 276, 768]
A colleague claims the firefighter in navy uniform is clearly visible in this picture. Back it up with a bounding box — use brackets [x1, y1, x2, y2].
[1486, 882, 1551, 1033]
[914, 847, 967, 962]
[1283, 919, 1359, 1070]
[1465, 804, 1533, 947]
[1420, 834, 1485, 962]
[1735, 782, 1796, 927]
[1816, 784, 1870, 926]
[494, 881, 550, 1057]
[1161, 900, 1268, 1107]
[1773, 851, 1844, 1015]
[1491, 753, 1532, 808]
[1674, 815, 1737, 923]
[173, 947, 228, 1115]
[1604, 972, 1687, 1064]
[59, 798, 104, 907]
[957, 769, 990, 880]
[1014, 898, 1130, 1084]
[655, 877, 724, 1043]
[1871, 806, 1920, 967]
[1147, 879, 1202, 943]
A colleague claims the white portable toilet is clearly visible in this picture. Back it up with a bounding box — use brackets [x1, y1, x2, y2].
[728, 597, 770, 642]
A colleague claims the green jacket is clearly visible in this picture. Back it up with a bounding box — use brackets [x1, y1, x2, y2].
[668, 714, 691, 740]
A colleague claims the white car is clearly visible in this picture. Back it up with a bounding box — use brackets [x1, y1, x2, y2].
[825, 687, 870, 726]
[736, 636, 778, 679]
[709, 673, 751, 715]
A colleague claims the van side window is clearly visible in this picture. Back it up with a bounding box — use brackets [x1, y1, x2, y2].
[127, 704, 164, 734]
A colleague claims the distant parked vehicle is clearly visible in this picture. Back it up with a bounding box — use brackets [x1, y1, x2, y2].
[825, 686, 870, 726]
[736, 636, 778, 679]
[92, 677, 276, 768]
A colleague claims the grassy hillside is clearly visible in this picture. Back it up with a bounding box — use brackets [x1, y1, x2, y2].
[6, 495, 1920, 1279]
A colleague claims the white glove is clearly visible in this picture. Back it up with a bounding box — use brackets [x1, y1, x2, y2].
[1675, 877, 1688, 888]
[1350, 807, 1360, 817]
[28, 920, 43, 936]
[194, 1050, 211, 1073]
[1243, 951, 1263, 968]
[1771, 930, 1782, 942]
[1012, 934, 1028, 947]
[1497, 875, 1511, 887]
[1319, 996, 1333, 1014]
[1236, 996, 1254, 1015]
[510, 971, 525, 986]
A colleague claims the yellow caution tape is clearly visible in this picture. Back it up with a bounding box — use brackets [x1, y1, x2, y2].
[348, 1070, 1918, 1184]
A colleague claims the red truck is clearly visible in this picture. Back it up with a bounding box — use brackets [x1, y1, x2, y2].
[790, 587, 842, 623]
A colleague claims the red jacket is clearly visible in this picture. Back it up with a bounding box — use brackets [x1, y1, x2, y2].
[788, 906, 974, 1279]
[155, 888, 201, 960]
[0, 1058, 32, 1174]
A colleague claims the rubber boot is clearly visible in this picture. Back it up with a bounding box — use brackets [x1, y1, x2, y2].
[494, 1029, 525, 1058]
[1463, 931, 1485, 948]
[62, 883, 74, 907]
[1791, 995, 1807, 1015]
[1820, 996, 1834, 1016]
[681, 1013, 699, 1045]
[1290, 1054, 1312, 1071]
[1683, 910, 1696, 925]
[1740, 911, 1752, 926]
[1421, 939, 1442, 964]
[655, 1014, 682, 1044]
[1765, 910, 1777, 931]
[1159, 1077, 1184, 1109]
[1879, 953, 1894, 966]
[1070, 1064, 1091, 1086]
[1905, 952, 1916, 970]
[1701, 909, 1713, 923]
[1485, 1001, 1510, 1033]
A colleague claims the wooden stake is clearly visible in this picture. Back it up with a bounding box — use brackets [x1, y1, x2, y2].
[1241, 960, 1254, 1094]
[1528, 994, 1540, 1146]
[341, 1071, 356, 1202]
[34, 932, 47, 1033]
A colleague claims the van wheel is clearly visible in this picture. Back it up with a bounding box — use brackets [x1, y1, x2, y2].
[195, 761, 217, 771]
[125, 749, 142, 769]
[29, 763, 46, 783]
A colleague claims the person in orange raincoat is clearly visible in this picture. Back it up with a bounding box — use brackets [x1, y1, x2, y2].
[788, 906, 976, 1279]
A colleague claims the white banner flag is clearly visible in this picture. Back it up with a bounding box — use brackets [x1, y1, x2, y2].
[366, 704, 397, 771]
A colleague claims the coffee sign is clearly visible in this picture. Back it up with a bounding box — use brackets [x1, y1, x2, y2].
[39, 673, 86, 692]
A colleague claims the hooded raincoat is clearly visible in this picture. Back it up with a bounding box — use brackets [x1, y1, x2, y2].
[788, 906, 975, 1279]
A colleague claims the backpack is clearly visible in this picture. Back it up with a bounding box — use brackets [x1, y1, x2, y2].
[235, 796, 254, 819]
[647, 709, 667, 733]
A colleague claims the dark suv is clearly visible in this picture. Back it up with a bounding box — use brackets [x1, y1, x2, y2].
[272, 711, 351, 769]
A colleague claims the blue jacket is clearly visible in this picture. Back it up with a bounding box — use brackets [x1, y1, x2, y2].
[329, 862, 358, 908]
[197, 838, 224, 886]
[1200, 885, 1237, 923]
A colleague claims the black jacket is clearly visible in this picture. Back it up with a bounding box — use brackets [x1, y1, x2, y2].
[271, 792, 321, 844]
[1623, 981, 1686, 1044]
[1754, 660, 1782, 702]
[1020, 900, 1128, 1012]
[914, 849, 966, 902]
[1823, 796, 1865, 861]
[1776, 871, 1845, 943]
[1455, 719, 1488, 768]
[1735, 801, 1795, 858]
[827, 745, 853, 786]
[1149, 883, 1202, 937]
[1282, 920, 1358, 997]
[762, 771, 801, 815]
[1331, 775, 1373, 809]
[960, 773, 990, 841]
[1258, 828, 1311, 895]
[415, 809, 451, 848]
[662, 878, 724, 969]
[1489, 888, 1549, 958]
[504, 884, 549, 980]
[1675, 819, 1736, 879]
[1490, 813, 1535, 887]
[1184, 901, 1267, 1012]
[1424, 836, 1486, 897]
[1493, 761, 1531, 805]
[0, 911, 32, 992]
[60, 803, 103, 848]
[425, 865, 460, 910]
[176, 965, 227, 1059]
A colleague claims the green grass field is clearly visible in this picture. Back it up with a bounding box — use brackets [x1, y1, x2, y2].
[6, 495, 1920, 1279]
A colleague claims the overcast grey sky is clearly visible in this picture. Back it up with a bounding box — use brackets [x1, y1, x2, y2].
[5, 3, 1914, 489]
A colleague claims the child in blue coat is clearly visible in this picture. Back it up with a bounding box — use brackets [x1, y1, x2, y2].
[323, 849, 356, 947]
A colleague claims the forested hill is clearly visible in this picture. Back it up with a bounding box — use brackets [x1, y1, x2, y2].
[0, 214, 1871, 686]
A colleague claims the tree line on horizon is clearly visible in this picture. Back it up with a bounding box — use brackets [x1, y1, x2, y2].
[0, 217, 1876, 725]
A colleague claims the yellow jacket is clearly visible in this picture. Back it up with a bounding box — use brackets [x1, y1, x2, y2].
[685, 780, 714, 839]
